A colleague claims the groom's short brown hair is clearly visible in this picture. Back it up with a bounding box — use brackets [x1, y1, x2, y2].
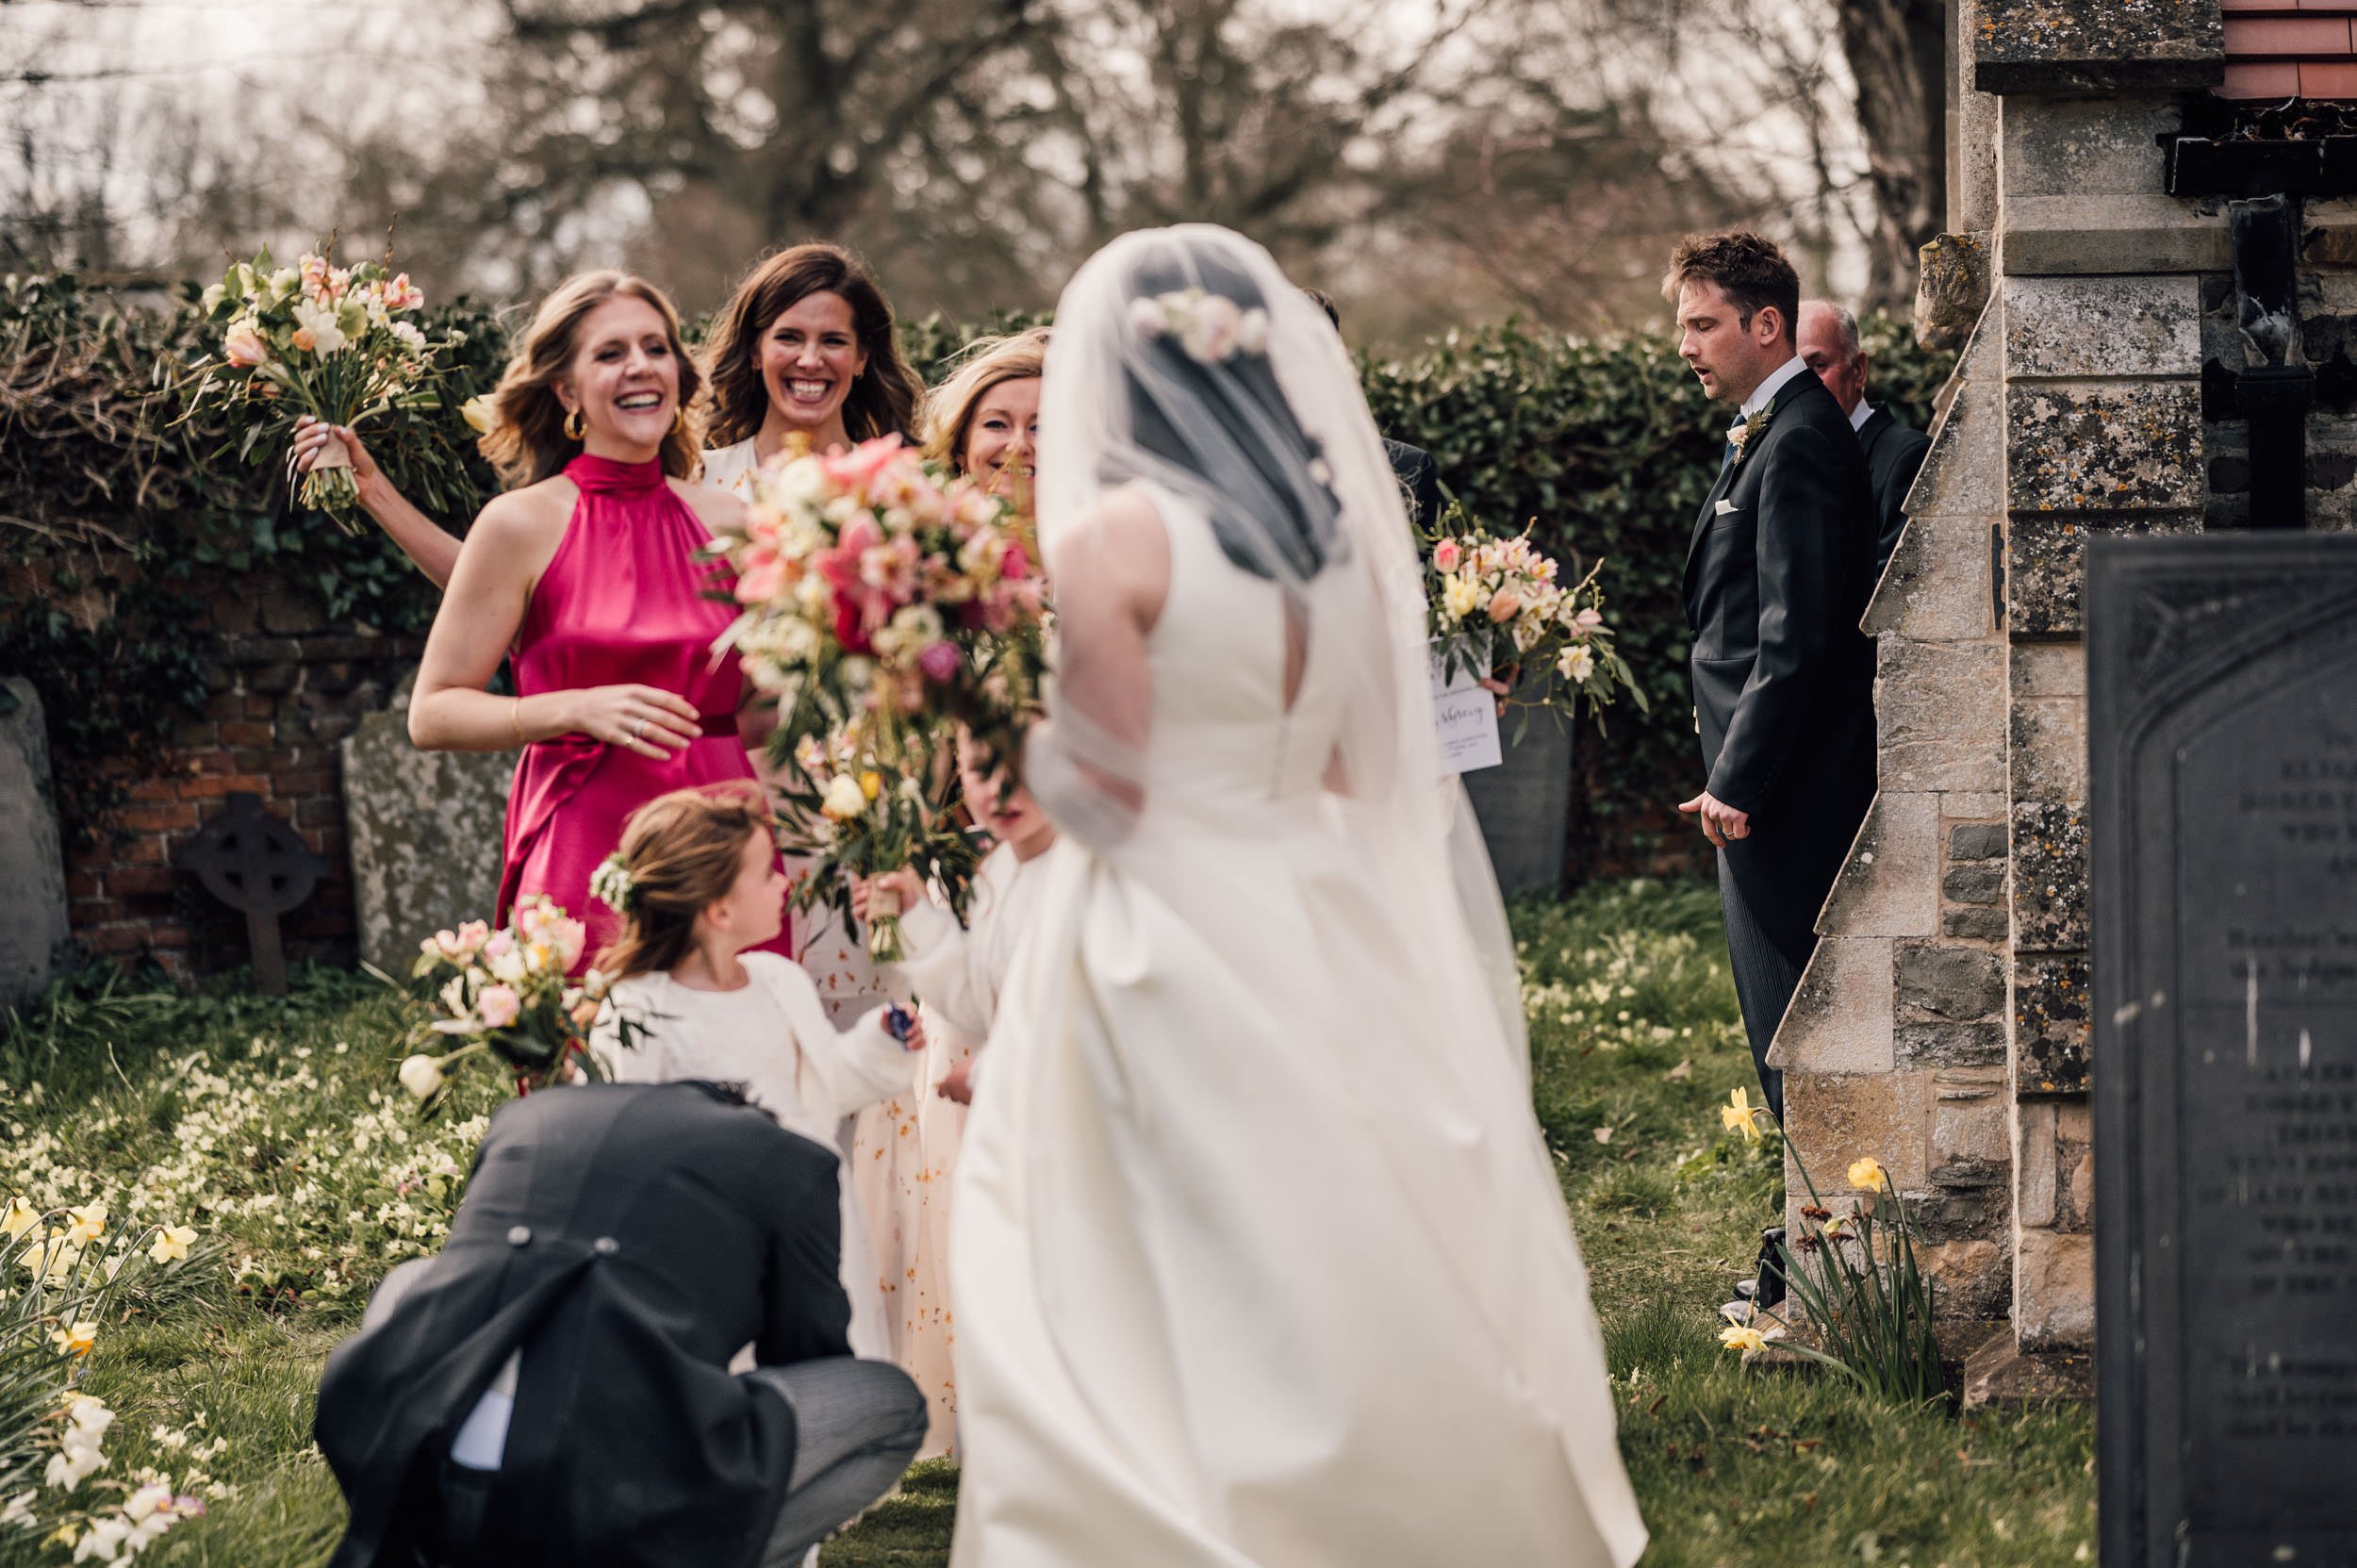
[1662, 232, 1801, 345]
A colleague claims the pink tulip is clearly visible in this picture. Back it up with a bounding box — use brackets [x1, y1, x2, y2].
[735, 550, 783, 604]
[1487, 588, 1522, 624]
[223, 322, 270, 367]
[917, 641, 961, 682]
[1432, 539, 1461, 573]
[477, 984, 521, 1029]
[822, 436, 906, 495]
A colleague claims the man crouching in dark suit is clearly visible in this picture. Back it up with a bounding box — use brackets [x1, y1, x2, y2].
[313, 1080, 926, 1568]
[1664, 233, 1878, 1130]
[1800, 298, 1931, 580]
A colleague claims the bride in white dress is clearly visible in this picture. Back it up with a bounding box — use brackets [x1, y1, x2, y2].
[948, 226, 1646, 1567]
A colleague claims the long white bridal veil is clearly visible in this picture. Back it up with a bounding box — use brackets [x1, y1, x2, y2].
[1028, 224, 1530, 1082]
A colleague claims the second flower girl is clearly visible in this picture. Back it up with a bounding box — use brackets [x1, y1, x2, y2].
[591, 782, 925, 1360]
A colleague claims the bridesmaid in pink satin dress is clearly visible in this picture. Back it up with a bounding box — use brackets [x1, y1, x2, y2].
[407, 270, 789, 967]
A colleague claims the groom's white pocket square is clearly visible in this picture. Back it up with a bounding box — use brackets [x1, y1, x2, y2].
[1713, 499, 1739, 516]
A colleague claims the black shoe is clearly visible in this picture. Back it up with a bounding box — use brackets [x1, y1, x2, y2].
[1753, 1226, 1788, 1311]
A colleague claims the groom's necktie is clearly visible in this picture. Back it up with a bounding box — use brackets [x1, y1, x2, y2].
[1720, 439, 1739, 474]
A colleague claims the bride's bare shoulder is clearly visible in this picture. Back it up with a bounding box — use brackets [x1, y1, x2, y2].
[1056, 486, 1171, 622]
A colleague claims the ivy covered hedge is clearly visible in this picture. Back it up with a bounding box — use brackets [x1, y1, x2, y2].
[0, 276, 1951, 878]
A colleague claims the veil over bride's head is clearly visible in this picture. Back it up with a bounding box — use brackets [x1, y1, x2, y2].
[1038, 226, 1379, 592]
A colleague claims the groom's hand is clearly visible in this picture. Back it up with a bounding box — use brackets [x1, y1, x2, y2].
[1678, 790, 1751, 847]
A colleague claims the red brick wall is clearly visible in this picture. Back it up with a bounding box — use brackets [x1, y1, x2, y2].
[64, 604, 424, 981]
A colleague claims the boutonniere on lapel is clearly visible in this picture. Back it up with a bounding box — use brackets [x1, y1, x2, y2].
[1725, 398, 1774, 468]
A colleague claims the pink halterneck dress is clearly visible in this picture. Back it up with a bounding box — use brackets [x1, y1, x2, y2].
[499, 452, 789, 967]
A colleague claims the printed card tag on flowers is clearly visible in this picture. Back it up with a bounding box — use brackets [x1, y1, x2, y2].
[1430, 641, 1502, 775]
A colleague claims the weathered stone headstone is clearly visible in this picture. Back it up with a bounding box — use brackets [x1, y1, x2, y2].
[2091, 534, 2357, 1565]
[0, 678, 72, 1007]
[341, 676, 513, 975]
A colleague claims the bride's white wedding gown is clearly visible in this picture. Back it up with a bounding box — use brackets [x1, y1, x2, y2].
[948, 488, 1646, 1566]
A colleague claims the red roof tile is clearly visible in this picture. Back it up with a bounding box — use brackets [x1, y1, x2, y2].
[2221, 2, 2357, 98]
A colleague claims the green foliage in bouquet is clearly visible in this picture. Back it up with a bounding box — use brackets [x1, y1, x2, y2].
[175, 248, 483, 534]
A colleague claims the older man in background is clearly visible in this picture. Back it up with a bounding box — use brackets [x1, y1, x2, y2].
[1798, 300, 1930, 579]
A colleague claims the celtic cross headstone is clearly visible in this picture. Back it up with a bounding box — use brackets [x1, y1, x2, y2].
[175, 792, 326, 994]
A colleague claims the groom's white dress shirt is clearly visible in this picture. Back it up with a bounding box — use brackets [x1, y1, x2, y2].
[1742, 355, 1809, 421]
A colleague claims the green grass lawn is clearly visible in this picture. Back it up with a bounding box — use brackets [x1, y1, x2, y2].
[0, 880, 2093, 1567]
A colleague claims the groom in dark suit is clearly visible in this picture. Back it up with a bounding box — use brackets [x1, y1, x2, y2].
[1666, 234, 1879, 1126]
[314, 1079, 927, 1568]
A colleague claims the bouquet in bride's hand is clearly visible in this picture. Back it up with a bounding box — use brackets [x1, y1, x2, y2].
[178, 247, 476, 533]
[392, 897, 647, 1114]
[709, 435, 1042, 958]
[1424, 495, 1647, 728]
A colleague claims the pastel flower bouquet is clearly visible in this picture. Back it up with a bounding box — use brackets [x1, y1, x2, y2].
[707, 435, 1046, 960]
[395, 898, 645, 1112]
[178, 247, 478, 532]
[1424, 495, 1646, 728]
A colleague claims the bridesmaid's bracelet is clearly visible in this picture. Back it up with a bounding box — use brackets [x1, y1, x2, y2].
[511, 696, 527, 745]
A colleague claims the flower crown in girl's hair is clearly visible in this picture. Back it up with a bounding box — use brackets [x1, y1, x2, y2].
[589, 852, 639, 916]
[1128, 288, 1271, 366]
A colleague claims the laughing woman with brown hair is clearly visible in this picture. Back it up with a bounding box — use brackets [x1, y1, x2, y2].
[402, 271, 794, 971]
[698, 242, 928, 492]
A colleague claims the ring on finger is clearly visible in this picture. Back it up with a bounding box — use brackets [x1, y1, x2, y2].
[630, 718, 648, 740]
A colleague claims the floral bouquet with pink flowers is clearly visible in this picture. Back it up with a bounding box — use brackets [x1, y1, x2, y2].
[393, 897, 646, 1113]
[1424, 495, 1646, 728]
[709, 435, 1045, 959]
[178, 246, 478, 533]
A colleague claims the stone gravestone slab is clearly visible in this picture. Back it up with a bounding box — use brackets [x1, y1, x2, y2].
[342, 678, 514, 976]
[0, 678, 71, 1007]
[2090, 534, 2357, 1566]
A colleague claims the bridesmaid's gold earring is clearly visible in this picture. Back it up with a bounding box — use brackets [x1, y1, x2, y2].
[564, 406, 585, 442]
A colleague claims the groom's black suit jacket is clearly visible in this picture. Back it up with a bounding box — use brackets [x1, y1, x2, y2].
[314, 1081, 851, 1568]
[1684, 368, 1879, 966]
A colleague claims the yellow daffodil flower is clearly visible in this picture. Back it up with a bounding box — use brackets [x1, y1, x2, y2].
[49, 1320, 96, 1359]
[1719, 1324, 1767, 1355]
[148, 1226, 198, 1266]
[64, 1204, 106, 1246]
[1720, 1087, 1763, 1142]
[1848, 1156, 1888, 1192]
[1, 1198, 36, 1242]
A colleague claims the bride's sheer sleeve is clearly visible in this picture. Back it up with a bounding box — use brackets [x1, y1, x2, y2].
[1021, 493, 1170, 852]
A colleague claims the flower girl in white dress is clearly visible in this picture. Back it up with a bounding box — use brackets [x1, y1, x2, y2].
[589, 783, 925, 1361]
[846, 733, 1058, 1456]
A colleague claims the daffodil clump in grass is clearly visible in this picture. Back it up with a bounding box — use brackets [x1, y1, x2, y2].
[0, 890, 2094, 1568]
